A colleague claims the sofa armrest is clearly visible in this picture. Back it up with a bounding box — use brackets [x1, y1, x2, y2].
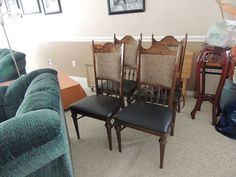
[0, 109, 61, 166]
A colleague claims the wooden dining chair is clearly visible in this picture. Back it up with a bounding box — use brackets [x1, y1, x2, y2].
[69, 42, 125, 150]
[113, 34, 142, 104]
[152, 34, 188, 111]
[114, 42, 183, 168]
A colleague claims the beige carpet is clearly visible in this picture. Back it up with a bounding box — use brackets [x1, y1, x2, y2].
[65, 96, 236, 177]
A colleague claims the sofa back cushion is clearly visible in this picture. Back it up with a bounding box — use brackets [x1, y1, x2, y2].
[16, 73, 60, 115]
[0, 48, 11, 58]
[3, 68, 58, 119]
[3, 78, 31, 119]
[0, 49, 26, 82]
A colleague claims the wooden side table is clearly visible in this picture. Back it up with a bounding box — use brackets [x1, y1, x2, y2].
[234, 45, 236, 58]
[57, 71, 87, 110]
[191, 45, 232, 125]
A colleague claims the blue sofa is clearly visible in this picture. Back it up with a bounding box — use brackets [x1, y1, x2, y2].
[0, 48, 26, 82]
[0, 68, 74, 177]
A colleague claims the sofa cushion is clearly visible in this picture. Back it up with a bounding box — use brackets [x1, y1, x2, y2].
[0, 109, 61, 166]
[16, 73, 60, 115]
[0, 48, 11, 58]
[0, 49, 26, 82]
[3, 68, 57, 119]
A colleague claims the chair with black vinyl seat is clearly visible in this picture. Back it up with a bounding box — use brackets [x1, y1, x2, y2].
[114, 42, 183, 168]
[152, 34, 188, 111]
[113, 34, 142, 104]
[69, 42, 125, 150]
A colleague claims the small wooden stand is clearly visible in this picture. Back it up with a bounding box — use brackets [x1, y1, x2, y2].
[57, 71, 87, 110]
[191, 45, 231, 125]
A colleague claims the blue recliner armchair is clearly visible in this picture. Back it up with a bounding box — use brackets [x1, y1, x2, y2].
[0, 68, 74, 177]
[0, 48, 26, 82]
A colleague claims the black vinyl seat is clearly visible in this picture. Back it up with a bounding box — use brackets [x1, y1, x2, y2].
[123, 80, 137, 94]
[115, 101, 172, 133]
[70, 95, 122, 120]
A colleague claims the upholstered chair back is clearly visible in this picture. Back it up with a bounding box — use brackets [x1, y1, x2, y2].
[92, 41, 125, 98]
[138, 42, 183, 108]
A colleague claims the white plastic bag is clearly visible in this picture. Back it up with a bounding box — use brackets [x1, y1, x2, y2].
[206, 20, 236, 48]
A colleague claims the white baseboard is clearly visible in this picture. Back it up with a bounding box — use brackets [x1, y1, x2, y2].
[69, 76, 88, 87]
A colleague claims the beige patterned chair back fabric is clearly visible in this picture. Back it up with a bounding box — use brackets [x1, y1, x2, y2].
[124, 43, 139, 67]
[115, 42, 138, 68]
[140, 54, 176, 88]
[152, 34, 188, 79]
[114, 35, 139, 68]
[95, 52, 121, 82]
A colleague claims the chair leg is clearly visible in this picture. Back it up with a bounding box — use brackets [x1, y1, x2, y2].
[115, 120, 122, 152]
[177, 100, 181, 113]
[105, 119, 112, 151]
[159, 134, 167, 169]
[71, 113, 80, 139]
[170, 111, 176, 136]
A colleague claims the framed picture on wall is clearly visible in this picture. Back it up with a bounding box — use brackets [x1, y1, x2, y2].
[4, 0, 20, 12]
[41, 0, 62, 15]
[19, 0, 41, 14]
[108, 0, 145, 15]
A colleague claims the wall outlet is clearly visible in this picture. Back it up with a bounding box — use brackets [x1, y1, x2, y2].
[72, 60, 77, 67]
[48, 59, 53, 65]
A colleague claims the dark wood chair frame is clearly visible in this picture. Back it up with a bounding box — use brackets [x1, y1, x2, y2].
[114, 42, 183, 168]
[114, 34, 142, 104]
[70, 41, 125, 150]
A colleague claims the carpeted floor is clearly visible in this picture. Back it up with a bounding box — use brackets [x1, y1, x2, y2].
[65, 96, 236, 177]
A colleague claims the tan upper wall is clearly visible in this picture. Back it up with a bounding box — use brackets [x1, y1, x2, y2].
[0, 0, 223, 91]
[1, 0, 222, 42]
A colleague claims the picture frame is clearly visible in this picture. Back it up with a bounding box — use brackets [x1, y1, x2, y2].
[19, 0, 41, 14]
[41, 0, 62, 15]
[4, 0, 20, 12]
[107, 0, 145, 15]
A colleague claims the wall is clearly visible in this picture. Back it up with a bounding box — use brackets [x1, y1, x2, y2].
[0, 0, 223, 91]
